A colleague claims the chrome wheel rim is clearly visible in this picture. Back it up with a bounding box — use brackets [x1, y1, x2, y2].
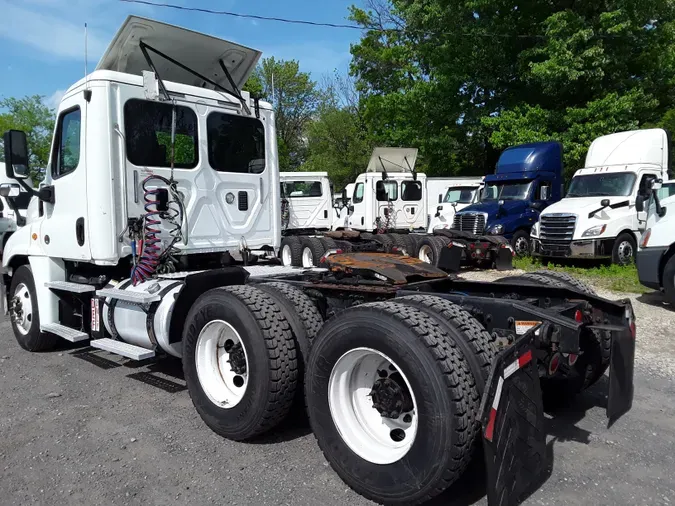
[281, 244, 293, 266]
[12, 282, 33, 335]
[617, 240, 634, 264]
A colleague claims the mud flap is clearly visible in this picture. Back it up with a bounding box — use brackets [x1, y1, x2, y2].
[480, 333, 546, 506]
[437, 243, 463, 272]
[494, 247, 514, 271]
[607, 326, 635, 425]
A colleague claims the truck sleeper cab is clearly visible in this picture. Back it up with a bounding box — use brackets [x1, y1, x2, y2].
[452, 142, 563, 256]
[533, 128, 669, 265]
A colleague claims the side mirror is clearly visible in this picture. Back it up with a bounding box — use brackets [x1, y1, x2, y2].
[540, 186, 549, 201]
[438, 194, 442, 204]
[498, 199, 505, 206]
[435, 205, 443, 218]
[651, 179, 663, 191]
[3, 130, 31, 179]
[0, 183, 21, 197]
[600, 198, 610, 208]
[635, 195, 645, 213]
[341, 188, 347, 201]
[530, 201, 544, 211]
[347, 204, 354, 214]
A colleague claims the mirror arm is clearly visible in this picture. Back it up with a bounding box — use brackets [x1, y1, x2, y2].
[654, 193, 667, 218]
[4, 197, 25, 227]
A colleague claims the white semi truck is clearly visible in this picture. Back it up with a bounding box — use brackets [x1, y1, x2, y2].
[532, 129, 670, 265]
[427, 177, 484, 233]
[636, 178, 675, 303]
[0, 16, 637, 506]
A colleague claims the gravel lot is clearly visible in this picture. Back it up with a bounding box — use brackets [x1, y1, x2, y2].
[1, 273, 674, 506]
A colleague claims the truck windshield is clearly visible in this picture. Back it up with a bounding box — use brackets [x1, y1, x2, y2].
[443, 187, 476, 204]
[481, 181, 532, 201]
[566, 173, 636, 197]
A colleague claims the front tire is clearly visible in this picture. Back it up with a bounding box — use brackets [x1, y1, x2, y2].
[612, 232, 636, 265]
[182, 285, 298, 440]
[305, 302, 477, 505]
[9, 265, 57, 352]
[511, 229, 531, 257]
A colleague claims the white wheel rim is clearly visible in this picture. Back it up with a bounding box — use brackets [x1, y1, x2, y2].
[418, 244, 432, 263]
[13, 282, 33, 335]
[195, 320, 249, 409]
[281, 244, 293, 266]
[328, 347, 418, 465]
[302, 247, 314, 267]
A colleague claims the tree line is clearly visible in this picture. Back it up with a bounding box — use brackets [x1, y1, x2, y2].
[2, 0, 675, 187]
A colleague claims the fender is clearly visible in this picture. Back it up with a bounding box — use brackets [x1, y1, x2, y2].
[2, 224, 46, 272]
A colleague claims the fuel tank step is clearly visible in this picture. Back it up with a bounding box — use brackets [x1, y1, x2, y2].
[45, 281, 95, 293]
[90, 338, 155, 361]
[40, 323, 89, 342]
[96, 288, 161, 304]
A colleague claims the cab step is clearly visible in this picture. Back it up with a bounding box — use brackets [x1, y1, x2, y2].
[96, 288, 160, 304]
[40, 323, 89, 343]
[45, 281, 96, 293]
[90, 338, 155, 361]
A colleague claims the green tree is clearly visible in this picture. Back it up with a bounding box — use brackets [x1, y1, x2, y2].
[245, 57, 323, 170]
[303, 73, 374, 189]
[0, 95, 55, 181]
[349, 0, 675, 178]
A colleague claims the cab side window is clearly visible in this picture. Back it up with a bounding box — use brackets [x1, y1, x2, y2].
[52, 107, 82, 178]
[353, 183, 365, 204]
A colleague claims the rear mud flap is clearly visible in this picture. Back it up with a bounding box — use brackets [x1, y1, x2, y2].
[480, 334, 546, 506]
[494, 248, 514, 271]
[437, 244, 463, 272]
[607, 326, 635, 425]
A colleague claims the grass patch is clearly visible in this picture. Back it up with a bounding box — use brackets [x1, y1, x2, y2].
[512, 256, 650, 294]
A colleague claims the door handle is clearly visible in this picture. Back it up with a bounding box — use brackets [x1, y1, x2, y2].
[76, 218, 85, 246]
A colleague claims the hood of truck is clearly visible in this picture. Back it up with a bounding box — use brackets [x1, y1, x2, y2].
[459, 199, 530, 221]
[542, 196, 632, 217]
[97, 16, 261, 92]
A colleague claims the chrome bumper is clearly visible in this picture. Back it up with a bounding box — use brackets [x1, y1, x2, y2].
[531, 237, 614, 259]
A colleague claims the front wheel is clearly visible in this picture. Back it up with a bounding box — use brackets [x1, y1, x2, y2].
[612, 232, 636, 265]
[510, 230, 531, 257]
[305, 301, 477, 505]
[9, 265, 57, 352]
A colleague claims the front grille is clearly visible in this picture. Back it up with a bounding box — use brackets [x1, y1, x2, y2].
[452, 213, 486, 234]
[540, 214, 576, 243]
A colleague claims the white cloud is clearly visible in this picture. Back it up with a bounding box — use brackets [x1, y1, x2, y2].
[46, 89, 66, 110]
[0, 1, 108, 60]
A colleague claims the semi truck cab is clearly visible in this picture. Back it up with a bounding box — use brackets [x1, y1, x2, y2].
[533, 129, 669, 265]
[427, 177, 484, 233]
[636, 179, 675, 303]
[452, 141, 563, 256]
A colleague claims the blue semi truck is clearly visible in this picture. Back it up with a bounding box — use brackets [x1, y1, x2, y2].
[451, 141, 564, 256]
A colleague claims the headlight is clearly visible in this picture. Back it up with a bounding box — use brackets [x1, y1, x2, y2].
[582, 224, 607, 237]
[488, 224, 504, 235]
[531, 222, 540, 238]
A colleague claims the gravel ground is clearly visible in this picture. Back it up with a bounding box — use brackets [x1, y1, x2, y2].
[1, 275, 674, 506]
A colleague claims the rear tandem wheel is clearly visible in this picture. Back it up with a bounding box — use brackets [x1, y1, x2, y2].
[305, 301, 479, 505]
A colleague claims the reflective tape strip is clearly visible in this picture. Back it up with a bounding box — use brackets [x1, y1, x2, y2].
[485, 376, 504, 442]
[504, 350, 533, 379]
[492, 376, 504, 410]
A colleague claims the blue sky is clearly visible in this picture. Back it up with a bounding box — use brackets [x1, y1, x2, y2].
[0, 0, 366, 108]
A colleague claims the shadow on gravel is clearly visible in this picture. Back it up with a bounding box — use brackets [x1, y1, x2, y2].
[637, 291, 673, 312]
[126, 359, 187, 394]
[248, 407, 312, 444]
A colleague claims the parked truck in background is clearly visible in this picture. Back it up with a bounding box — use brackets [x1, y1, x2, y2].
[452, 141, 564, 256]
[0, 164, 33, 252]
[0, 16, 637, 506]
[636, 178, 675, 303]
[533, 129, 670, 265]
[427, 176, 484, 233]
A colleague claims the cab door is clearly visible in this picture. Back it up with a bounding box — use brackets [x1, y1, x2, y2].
[348, 182, 367, 229]
[40, 94, 91, 260]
